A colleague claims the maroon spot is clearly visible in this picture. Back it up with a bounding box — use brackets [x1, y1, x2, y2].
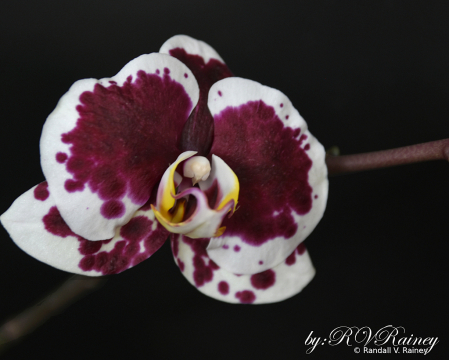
[259, 260, 263, 265]
[181, 237, 219, 287]
[120, 216, 152, 241]
[235, 290, 256, 304]
[280, 103, 283, 107]
[299, 134, 308, 146]
[296, 242, 306, 255]
[164, 67, 170, 75]
[218, 281, 229, 295]
[314, 194, 318, 199]
[109, 81, 117, 85]
[285, 115, 289, 120]
[250, 269, 276, 290]
[212, 101, 313, 246]
[56, 152, 68, 163]
[64, 179, 84, 192]
[60, 69, 193, 212]
[304, 144, 310, 151]
[177, 258, 185, 271]
[34, 181, 49, 201]
[293, 128, 300, 137]
[184, 73, 188, 78]
[209, 259, 220, 270]
[171, 235, 180, 257]
[233, 245, 241, 252]
[169, 47, 233, 156]
[156, 69, 160, 74]
[218, 91, 222, 96]
[223, 244, 229, 249]
[79, 240, 102, 255]
[285, 251, 296, 266]
[100, 200, 125, 219]
[43, 206, 74, 238]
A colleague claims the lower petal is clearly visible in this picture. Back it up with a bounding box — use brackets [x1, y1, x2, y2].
[1, 183, 169, 276]
[171, 235, 315, 304]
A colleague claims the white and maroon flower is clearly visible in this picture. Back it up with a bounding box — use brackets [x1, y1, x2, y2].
[1, 35, 328, 304]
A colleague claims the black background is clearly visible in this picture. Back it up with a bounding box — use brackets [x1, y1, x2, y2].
[0, 1, 447, 359]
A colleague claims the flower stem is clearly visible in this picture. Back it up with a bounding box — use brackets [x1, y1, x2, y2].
[326, 138, 449, 176]
[0, 275, 106, 354]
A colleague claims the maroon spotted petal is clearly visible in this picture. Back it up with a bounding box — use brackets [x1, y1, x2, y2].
[41, 53, 200, 240]
[206, 78, 328, 275]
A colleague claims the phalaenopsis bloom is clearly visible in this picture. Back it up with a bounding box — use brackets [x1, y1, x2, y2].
[1, 35, 328, 304]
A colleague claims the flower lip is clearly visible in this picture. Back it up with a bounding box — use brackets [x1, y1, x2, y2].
[152, 151, 239, 239]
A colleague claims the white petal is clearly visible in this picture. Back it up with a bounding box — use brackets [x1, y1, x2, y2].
[206, 77, 328, 274]
[172, 235, 315, 304]
[40, 53, 199, 240]
[160, 35, 225, 64]
[1, 183, 168, 275]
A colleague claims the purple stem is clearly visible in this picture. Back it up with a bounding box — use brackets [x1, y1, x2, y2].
[326, 138, 449, 176]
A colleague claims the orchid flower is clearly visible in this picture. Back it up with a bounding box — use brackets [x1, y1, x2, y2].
[0, 35, 328, 304]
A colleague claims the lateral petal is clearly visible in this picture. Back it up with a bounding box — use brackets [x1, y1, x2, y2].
[171, 235, 315, 304]
[207, 77, 328, 274]
[0, 183, 169, 275]
[41, 53, 199, 240]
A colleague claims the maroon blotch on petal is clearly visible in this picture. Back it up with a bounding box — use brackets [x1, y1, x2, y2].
[182, 237, 219, 287]
[61, 70, 193, 210]
[34, 182, 50, 201]
[296, 242, 306, 255]
[250, 269, 276, 290]
[64, 179, 85, 192]
[177, 259, 185, 271]
[42, 206, 167, 275]
[120, 216, 152, 241]
[235, 290, 256, 304]
[56, 152, 68, 163]
[218, 281, 229, 295]
[285, 251, 296, 266]
[100, 200, 125, 219]
[211, 101, 313, 246]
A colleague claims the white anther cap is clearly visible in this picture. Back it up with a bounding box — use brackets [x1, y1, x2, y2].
[183, 156, 211, 185]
